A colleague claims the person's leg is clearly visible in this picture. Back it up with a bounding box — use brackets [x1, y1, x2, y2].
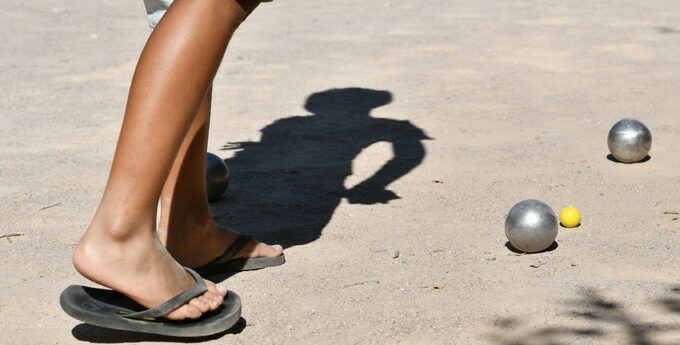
[157, 86, 283, 268]
[73, 0, 260, 321]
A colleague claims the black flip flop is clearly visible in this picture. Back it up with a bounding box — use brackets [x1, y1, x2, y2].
[60, 268, 241, 337]
[195, 234, 285, 276]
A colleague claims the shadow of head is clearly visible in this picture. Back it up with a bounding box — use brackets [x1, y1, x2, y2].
[304, 87, 392, 116]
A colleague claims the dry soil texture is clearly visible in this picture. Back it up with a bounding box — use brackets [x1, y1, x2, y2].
[1, 0, 680, 344]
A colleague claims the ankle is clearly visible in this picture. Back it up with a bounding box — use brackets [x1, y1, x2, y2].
[160, 217, 215, 243]
[158, 206, 215, 237]
[73, 222, 159, 279]
[88, 207, 156, 241]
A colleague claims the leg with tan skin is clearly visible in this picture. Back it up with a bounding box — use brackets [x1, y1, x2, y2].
[74, 0, 262, 321]
[158, 86, 283, 268]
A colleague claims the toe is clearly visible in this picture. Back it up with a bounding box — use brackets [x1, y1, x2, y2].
[250, 241, 284, 258]
[163, 290, 219, 320]
[183, 305, 203, 319]
[270, 244, 284, 255]
[166, 304, 202, 320]
[266, 243, 283, 253]
[203, 285, 225, 309]
[206, 280, 228, 297]
[202, 292, 223, 310]
[190, 296, 211, 313]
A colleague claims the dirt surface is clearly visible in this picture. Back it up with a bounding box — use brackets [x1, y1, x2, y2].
[2, 0, 680, 344]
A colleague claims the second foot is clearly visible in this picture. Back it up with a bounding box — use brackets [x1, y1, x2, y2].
[160, 222, 284, 269]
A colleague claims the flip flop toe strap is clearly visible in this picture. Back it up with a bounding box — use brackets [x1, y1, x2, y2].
[122, 268, 208, 320]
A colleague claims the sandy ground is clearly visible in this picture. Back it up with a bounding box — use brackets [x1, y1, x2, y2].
[2, 0, 680, 344]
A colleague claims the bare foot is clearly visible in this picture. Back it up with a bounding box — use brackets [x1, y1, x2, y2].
[73, 226, 226, 321]
[159, 221, 284, 269]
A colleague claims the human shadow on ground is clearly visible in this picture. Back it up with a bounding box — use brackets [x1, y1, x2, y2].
[71, 318, 246, 343]
[484, 285, 680, 345]
[211, 87, 431, 248]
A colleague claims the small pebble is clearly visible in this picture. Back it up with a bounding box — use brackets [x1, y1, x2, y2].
[392, 250, 400, 258]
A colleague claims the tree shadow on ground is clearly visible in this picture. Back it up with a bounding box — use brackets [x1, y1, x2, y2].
[485, 285, 680, 345]
[212, 87, 431, 248]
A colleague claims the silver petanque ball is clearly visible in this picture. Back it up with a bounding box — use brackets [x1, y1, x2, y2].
[205, 152, 230, 202]
[607, 119, 652, 163]
[505, 199, 558, 253]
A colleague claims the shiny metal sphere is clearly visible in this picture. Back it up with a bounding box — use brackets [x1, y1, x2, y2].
[205, 152, 230, 202]
[505, 199, 558, 253]
[607, 119, 652, 163]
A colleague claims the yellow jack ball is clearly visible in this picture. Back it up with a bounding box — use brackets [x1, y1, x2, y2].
[559, 206, 581, 228]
